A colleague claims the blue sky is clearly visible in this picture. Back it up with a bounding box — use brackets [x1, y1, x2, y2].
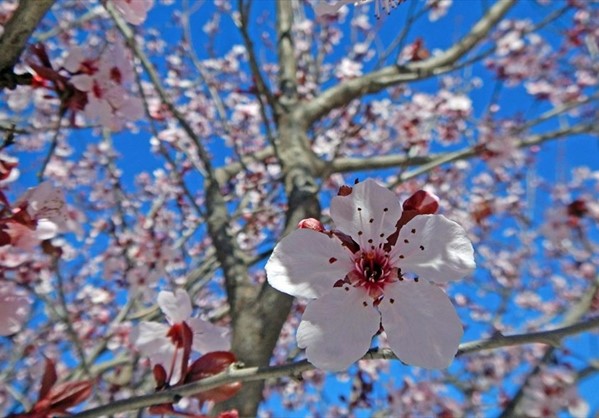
[4, 0, 598, 416]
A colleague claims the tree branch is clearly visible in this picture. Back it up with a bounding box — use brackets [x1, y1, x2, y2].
[72, 314, 599, 418]
[498, 275, 599, 418]
[0, 0, 56, 73]
[301, 0, 516, 124]
[321, 122, 596, 179]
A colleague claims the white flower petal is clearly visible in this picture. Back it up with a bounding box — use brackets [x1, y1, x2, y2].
[266, 229, 353, 299]
[71, 74, 93, 92]
[330, 179, 402, 249]
[391, 215, 475, 283]
[35, 219, 59, 240]
[297, 286, 380, 371]
[63, 47, 86, 73]
[158, 289, 192, 324]
[131, 321, 171, 357]
[187, 317, 230, 353]
[379, 281, 463, 369]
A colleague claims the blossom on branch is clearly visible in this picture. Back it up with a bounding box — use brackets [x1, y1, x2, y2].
[266, 179, 475, 371]
[63, 42, 143, 131]
[1, 181, 68, 250]
[131, 289, 230, 384]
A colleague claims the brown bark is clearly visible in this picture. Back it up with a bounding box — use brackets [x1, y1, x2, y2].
[0, 0, 56, 73]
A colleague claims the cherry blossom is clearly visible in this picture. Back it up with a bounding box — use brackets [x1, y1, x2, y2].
[62, 42, 143, 130]
[518, 365, 589, 418]
[0, 281, 30, 336]
[111, 0, 154, 25]
[1, 182, 68, 250]
[131, 289, 230, 382]
[266, 180, 475, 371]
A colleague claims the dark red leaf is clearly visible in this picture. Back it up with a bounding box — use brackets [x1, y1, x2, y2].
[38, 358, 57, 401]
[402, 190, 439, 215]
[185, 352, 241, 404]
[47, 380, 93, 413]
[153, 364, 168, 389]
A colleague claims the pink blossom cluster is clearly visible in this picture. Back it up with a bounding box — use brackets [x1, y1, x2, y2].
[0, 178, 68, 336]
[28, 40, 143, 131]
[519, 365, 589, 418]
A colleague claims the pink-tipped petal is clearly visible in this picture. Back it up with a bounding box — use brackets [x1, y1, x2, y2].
[157, 289, 192, 324]
[297, 286, 380, 371]
[391, 215, 475, 283]
[379, 281, 463, 369]
[330, 179, 402, 249]
[266, 229, 353, 299]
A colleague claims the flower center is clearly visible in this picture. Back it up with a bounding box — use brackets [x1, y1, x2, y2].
[350, 248, 396, 298]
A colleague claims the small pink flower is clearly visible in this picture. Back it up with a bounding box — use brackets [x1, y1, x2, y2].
[0, 281, 31, 336]
[266, 179, 475, 371]
[131, 289, 230, 382]
[63, 43, 144, 130]
[111, 0, 154, 25]
[2, 182, 68, 250]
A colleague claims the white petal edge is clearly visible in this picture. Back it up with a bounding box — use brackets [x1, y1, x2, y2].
[266, 228, 353, 299]
[187, 317, 231, 353]
[330, 179, 403, 249]
[379, 281, 463, 369]
[391, 215, 475, 283]
[158, 289, 192, 324]
[297, 286, 380, 371]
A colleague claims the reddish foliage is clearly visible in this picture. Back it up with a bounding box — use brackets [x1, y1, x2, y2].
[8, 358, 92, 418]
